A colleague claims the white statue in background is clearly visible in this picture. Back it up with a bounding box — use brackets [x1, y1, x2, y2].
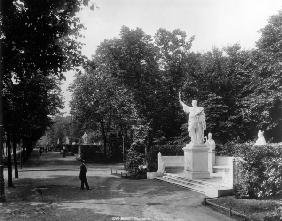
[179, 92, 206, 144]
[205, 132, 215, 150]
[255, 130, 266, 146]
[65, 136, 70, 145]
[82, 132, 88, 144]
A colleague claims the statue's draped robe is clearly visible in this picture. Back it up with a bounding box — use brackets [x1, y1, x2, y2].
[181, 102, 206, 144]
[82, 133, 88, 144]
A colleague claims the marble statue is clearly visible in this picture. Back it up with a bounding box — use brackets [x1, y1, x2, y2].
[255, 130, 266, 146]
[65, 136, 70, 145]
[205, 132, 215, 150]
[82, 132, 88, 144]
[179, 92, 206, 144]
[205, 132, 215, 174]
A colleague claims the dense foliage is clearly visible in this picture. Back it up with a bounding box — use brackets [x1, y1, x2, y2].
[264, 206, 282, 221]
[1, 0, 91, 185]
[233, 144, 282, 199]
[69, 10, 282, 169]
[125, 147, 145, 175]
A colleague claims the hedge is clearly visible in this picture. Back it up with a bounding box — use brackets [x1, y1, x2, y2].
[264, 206, 282, 221]
[233, 143, 282, 199]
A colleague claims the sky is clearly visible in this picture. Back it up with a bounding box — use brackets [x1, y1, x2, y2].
[60, 0, 282, 115]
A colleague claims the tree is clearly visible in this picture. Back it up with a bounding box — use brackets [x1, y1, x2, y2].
[180, 45, 253, 143]
[70, 61, 138, 157]
[46, 115, 72, 146]
[154, 28, 195, 138]
[0, 0, 91, 187]
[87, 27, 162, 158]
[71, 27, 199, 164]
[242, 10, 282, 142]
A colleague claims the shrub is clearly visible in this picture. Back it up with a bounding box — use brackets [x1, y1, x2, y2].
[233, 143, 282, 199]
[130, 141, 146, 154]
[215, 140, 254, 156]
[147, 144, 184, 172]
[216, 142, 237, 156]
[125, 147, 145, 175]
[264, 206, 282, 221]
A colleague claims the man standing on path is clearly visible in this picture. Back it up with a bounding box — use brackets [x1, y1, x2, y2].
[79, 160, 90, 190]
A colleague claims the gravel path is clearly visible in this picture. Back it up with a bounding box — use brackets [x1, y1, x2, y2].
[0, 151, 234, 221]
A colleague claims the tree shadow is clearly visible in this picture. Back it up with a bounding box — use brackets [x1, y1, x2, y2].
[5, 174, 195, 203]
[1, 174, 203, 221]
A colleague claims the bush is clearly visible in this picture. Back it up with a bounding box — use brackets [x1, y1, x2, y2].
[234, 143, 282, 199]
[264, 206, 282, 221]
[130, 141, 146, 154]
[147, 144, 184, 172]
[125, 147, 145, 175]
[216, 142, 237, 156]
[215, 139, 253, 156]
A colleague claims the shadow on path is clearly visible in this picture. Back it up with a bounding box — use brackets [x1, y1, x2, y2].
[0, 150, 234, 221]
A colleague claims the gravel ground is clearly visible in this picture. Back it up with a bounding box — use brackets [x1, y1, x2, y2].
[0, 151, 235, 221]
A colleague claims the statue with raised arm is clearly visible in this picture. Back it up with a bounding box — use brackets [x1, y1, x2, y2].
[179, 92, 206, 144]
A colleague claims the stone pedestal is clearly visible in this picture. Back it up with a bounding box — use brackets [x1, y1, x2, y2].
[182, 143, 210, 179]
[157, 152, 165, 173]
[208, 149, 215, 174]
[183, 147, 189, 170]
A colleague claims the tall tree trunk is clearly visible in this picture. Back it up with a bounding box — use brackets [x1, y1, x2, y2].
[0, 49, 5, 201]
[6, 134, 13, 187]
[20, 143, 23, 169]
[12, 135, 18, 179]
[100, 121, 107, 158]
[145, 130, 153, 168]
[22, 138, 28, 163]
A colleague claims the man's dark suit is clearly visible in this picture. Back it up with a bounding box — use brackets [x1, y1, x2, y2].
[79, 163, 89, 190]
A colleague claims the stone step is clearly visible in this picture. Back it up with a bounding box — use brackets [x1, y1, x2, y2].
[164, 175, 208, 188]
[164, 173, 225, 188]
[163, 176, 205, 189]
[156, 173, 233, 198]
[155, 177, 205, 194]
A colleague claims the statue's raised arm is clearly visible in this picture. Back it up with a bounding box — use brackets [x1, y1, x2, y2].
[179, 91, 190, 113]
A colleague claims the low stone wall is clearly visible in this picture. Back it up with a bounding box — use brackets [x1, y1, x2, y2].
[215, 156, 234, 166]
[214, 156, 234, 187]
[157, 151, 235, 187]
[162, 156, 184, 167]
[157, 153, 184, 173]
[208, 150, 215, 174]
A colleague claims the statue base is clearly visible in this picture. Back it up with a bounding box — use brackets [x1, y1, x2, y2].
[182, 143, 210, 179]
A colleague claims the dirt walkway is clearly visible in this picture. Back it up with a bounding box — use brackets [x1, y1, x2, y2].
[0, 151, 234, 221]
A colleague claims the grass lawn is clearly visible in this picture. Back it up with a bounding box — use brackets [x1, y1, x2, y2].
[209, 195, 282, 221]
